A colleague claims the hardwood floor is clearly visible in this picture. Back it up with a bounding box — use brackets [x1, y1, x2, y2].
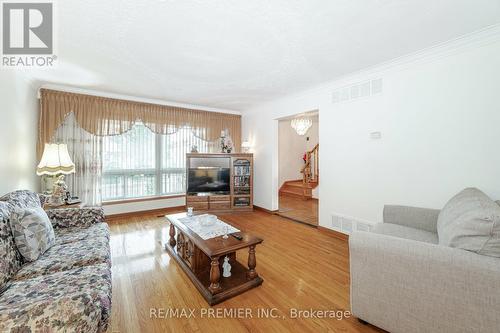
[108, 210, 382, 333]
[277, 195, 318, 226]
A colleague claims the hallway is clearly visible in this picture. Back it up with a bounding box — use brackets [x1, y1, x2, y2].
[277, 195, 318, 226]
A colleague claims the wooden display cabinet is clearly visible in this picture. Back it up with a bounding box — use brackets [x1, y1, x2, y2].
[186, 153, 253, 212]
[231, 156, 252, 210]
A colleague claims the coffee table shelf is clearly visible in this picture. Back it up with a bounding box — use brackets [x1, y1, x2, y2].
[165, 213, 263, 305]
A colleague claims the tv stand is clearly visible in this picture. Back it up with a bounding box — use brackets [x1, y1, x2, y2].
[186, 153, 253, 213]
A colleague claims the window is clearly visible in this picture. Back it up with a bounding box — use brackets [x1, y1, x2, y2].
[102, 122, 211, 201]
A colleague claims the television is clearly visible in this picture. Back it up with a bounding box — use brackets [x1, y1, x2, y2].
[187, 168, 230, 194]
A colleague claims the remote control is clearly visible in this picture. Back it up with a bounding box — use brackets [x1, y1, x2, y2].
[231, 233, 243, 240]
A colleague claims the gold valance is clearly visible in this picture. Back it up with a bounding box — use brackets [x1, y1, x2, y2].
[38, 89, 241, 159]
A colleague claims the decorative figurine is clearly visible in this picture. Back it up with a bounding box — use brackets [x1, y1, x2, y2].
[49, 175, 68, 206]
[220, 130, 234, 153]
[191, 145, 198, 153]
[222, 256, 232, 278]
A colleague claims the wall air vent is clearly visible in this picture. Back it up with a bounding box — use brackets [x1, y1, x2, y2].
[332, 78, 383, 104]
[356, 221, 372, 232]
[331, 215, 342, 230]
[331, 213, 375, 235]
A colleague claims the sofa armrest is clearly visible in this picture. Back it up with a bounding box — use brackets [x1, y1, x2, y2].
[46, 206, 105, 229]
[383, 205, 440, 233]
[350, 231, 500, 333]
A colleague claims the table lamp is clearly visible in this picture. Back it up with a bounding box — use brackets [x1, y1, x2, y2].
[241, 141, 251, 153]
[36, 143, 75, 206]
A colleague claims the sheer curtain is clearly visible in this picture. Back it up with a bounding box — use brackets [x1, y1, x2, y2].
[38, 89, 242, 204]
[160, 126, 219, 195]
[52, 117, 222, 204]
[53, 114, 103, 205]
[101, 122, 220, 201]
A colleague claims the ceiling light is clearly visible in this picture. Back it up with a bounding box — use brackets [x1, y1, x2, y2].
[291, 118, 312, 136]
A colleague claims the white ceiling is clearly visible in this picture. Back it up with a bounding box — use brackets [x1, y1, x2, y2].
[26, 0, 500, 111]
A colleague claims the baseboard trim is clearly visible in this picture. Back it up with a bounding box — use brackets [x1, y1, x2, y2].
[102, 194, 184, 206]
[253, 205, 278, 214]
[105, 206, 186, 223]
[318, 226, 349, 241]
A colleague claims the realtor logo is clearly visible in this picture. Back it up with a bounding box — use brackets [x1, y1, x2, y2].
[2, 1, 56, 67]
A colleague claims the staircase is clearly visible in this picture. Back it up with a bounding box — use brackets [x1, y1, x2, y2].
[279, 144, 319, 200]
[279, 179, 318, 199]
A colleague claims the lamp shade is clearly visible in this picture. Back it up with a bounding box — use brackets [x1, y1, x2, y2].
[36, 143, 75, 176]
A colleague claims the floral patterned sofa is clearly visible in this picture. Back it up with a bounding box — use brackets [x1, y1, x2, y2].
[0, 190, 111, 333]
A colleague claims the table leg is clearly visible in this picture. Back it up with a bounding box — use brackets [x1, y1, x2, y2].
[247, 245, 258, 280]
[209, 257, 221, 293]
[169, 223, 176, 247]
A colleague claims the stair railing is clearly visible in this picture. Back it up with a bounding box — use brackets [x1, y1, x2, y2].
[301, 144, 319, 184]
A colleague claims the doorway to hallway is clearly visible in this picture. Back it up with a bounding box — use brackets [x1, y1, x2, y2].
[277, 111, 319, 226]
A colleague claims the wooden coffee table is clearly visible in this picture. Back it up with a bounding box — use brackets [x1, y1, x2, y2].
[165, 212, 263, 305]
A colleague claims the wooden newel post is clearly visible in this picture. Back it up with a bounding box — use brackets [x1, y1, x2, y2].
[209, 257, 221, 293]
[247, 245, 258, 280]
[169, 223, 176, 247]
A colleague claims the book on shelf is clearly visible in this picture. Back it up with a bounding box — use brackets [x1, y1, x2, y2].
[234, 176, 250, 187]
[234, 165, 250, 176]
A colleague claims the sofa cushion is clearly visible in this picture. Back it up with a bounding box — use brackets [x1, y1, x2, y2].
[0, 190, 41, 209]
[0, 202, 23, 292]
[47, 206, 105, 229]
[0, 263, 111, 333]
[54, 222, 110, 246]
[372, 223, 438, 244]
[9, 206, 55, 262]
[437, 188, 500, 257]
[0, 190, 47, 288]
[13, 236, 110, 281]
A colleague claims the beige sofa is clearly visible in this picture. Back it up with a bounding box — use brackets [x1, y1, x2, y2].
[350, 203, 500, 333]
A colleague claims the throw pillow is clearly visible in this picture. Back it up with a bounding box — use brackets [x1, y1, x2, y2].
[437, 188, 500, 257]
[9, 206, 55, 262]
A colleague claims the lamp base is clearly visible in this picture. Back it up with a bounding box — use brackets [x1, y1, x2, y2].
[42, 175, 57, 194]
[48, 174, 68, 207]
[47, 193, 64, 206]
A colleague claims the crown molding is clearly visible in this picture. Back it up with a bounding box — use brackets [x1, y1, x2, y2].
[37, 84, 241, 115]
[325, 23, 500, 88]
[246, 23, 500, 112]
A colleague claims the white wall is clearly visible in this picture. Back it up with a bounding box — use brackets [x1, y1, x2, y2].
[278, 116, 319, 198]
[103, 196, 185, 215]
[243, 27, 500, 229]
[0, 71, 39, 194]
